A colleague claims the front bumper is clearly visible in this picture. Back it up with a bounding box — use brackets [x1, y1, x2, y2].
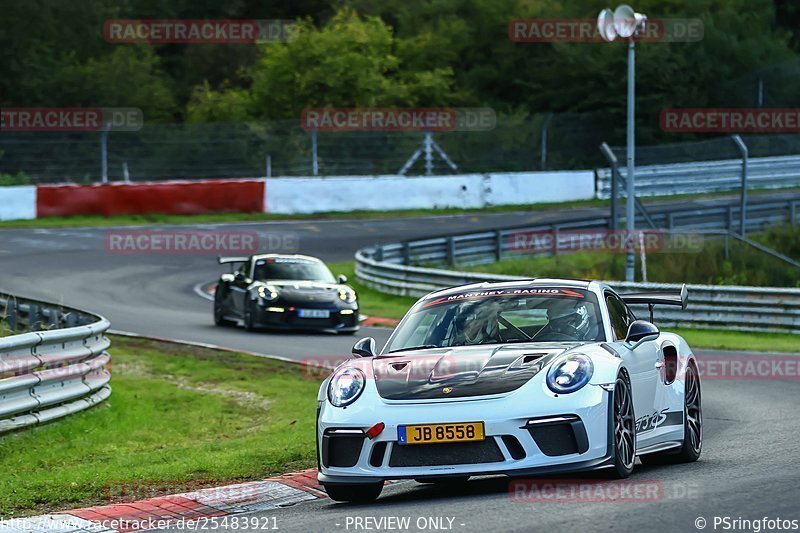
[317, 383, 613, 484]
[252, 305, 359, 332]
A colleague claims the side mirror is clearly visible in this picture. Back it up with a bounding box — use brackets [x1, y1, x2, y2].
[234, 271, 246, 282]
[625, 320, 660, 346]
[338, 274, 348, 284]
[352, 337, 376, 358]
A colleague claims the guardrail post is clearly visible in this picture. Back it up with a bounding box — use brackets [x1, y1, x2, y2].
[374, 245, 384, 262]
[6, 300, 18, 331]
[731, 135, 749, 236]
[727, 206, 734, 232]
[667, 213, 674, 230]
[791, 201, 797, 227]
[401, 242, 410, 265]
[599, 142, 619, 230]
[446, 236, 455, 266]
[28, 304, 40, 330]
[553, 226, 560, 256]
[49, 309, 60, 329]
[494, 230, 503, 261]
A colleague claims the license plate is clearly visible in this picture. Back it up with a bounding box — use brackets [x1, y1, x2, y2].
[397, 422, 484, 445]
[297, 309, 330, 318]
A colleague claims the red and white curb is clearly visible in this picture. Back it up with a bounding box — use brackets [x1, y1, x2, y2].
[0, 470, 326, 533]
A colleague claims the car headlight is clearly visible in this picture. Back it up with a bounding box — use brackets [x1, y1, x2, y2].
[327, 367, 366, 407]
[257, 285, 278, 303]
[338, 287, 357, 304]
[546, 354, 593, 394]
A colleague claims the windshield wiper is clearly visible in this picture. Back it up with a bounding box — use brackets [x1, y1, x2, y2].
[387, 344, 439, 353]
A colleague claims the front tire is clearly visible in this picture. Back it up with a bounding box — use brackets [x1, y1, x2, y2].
[243, 299, 258, 332]
[213, 285, 235, 327]
[606, 372, 636, 478]
[323, 483, 383, 503]
[641, 362, 702, 465]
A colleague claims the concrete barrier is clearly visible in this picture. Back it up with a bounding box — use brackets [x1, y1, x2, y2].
[264, 171, 595, 214]
[0, 186, 36, 221]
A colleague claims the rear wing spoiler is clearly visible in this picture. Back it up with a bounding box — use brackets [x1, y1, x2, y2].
[217, 256, 249, 273]
[620, 284, 688, 322]
[217, 256, 249, 265]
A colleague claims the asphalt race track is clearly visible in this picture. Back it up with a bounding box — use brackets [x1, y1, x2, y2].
[0, 193, 787, 361]
[185, 372, 800, 533]
[1, 196, 798, 532]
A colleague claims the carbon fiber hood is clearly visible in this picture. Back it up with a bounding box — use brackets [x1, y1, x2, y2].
[373, 343, 579, 400]
[254, 280, 343, 303]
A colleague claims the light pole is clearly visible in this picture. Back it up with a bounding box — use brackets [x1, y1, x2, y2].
[598, 5, 647, 282]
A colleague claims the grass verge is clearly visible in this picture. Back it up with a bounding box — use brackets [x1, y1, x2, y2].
[0, 335, 323, 517]
[672, 328, 799, 353]
[329, 261, 416, 324]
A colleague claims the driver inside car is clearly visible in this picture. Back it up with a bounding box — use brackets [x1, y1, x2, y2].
[541, 299, 598, 340]
[450, 301, 502, 346]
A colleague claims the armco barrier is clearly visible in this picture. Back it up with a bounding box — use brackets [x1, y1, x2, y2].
[355, 195, 800, 333]
[596, 154, 800, 199]
[0, 292, 111, 434]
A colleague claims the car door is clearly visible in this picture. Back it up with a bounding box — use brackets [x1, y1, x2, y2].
[605, 291, 660, 430]
[230, 259, 252, 317]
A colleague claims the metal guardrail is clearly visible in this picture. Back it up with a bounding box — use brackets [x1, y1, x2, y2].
[596, 155, 800, 199]
[0, 292, 111, 434]
[366, 195, 800, 268]
[355, 196, 800, 333]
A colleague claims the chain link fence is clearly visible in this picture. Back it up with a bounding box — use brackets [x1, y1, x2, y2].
[2, 113, 799, 183]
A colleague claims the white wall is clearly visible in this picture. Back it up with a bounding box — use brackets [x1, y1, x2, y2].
[265, 174, 486, 214]
[0, 186, 37, 221]
[486, 171, 595, 205]
[265, 171, 595, 214]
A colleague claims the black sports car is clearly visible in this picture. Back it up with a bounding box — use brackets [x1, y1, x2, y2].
[213, 254, 359, 334]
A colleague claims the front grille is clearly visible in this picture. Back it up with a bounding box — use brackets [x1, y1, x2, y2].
[389, 439, 504, 467]
[502, 435, 527, 460]
[322, 432, 364, 467]
[370, 442, 388, 467]
[528, 421, 589, 456]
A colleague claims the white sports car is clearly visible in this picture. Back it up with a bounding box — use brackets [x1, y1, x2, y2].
[316, 279, 702, 502]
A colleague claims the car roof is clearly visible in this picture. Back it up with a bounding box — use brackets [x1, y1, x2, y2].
[421, 278, 593, 300]
[250, 253, 323, 262]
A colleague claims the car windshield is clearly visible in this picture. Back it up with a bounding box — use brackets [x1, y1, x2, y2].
[384, 287, 605, 353]
[252, 258, 336, 283]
